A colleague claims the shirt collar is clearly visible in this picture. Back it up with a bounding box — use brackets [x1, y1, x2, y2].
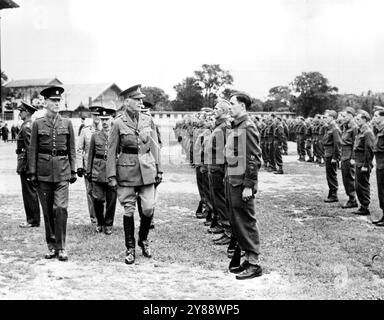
[233, 113, 249, 126]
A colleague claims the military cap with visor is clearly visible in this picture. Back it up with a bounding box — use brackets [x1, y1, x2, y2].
[343, 106, 356, 117]
[119, 84, 146, 100]
[40, 86, 64, 100]
[17, 101, 38, 114]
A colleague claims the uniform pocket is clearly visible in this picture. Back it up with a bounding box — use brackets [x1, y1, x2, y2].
[117, 158, 136, 182]
[57, 155, 70, 177]
[37, 154, 51, 176]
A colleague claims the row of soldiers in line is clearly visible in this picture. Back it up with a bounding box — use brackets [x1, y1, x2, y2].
[15, 84, 163, 264]
[174, 95, 265, 280]
[312, 106, 384, 227]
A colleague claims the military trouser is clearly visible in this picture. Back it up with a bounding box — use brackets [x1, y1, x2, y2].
[225, 179, 260, 263]
[201, 167, 213, 220]
[325, 157, 338, 196]
[208, 166, 231, 237]
[318, 140, 325, 159]
[312, 138, 319, 159]
[260, 140, 269, 165]
[20, 173, 41, 225]
[297, 136, 306, 157]
[85, 179, 96, 222]
[282, 139, 288, 153]
[341, 159, 356, 200]
[273, 141, 283, 169]
[118, 184, 155, 251]
[268, 140, 276, 168]
[305, 139, 313, 159]
[37, 181, 69, 251]
[195, 166, 205, 204]
[355, 166, 371, 209]
[117, 184, 155, 218]
[91, 182, 117, 227]
[376, 168, 384, 210]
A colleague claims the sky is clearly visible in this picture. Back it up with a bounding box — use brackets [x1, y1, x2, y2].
[1, 0, 384, 100]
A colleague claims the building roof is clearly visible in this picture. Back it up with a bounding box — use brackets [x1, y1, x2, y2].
[0, 0, 19, 9]
[4, 78, 63, 88]
[62, 83, 122, 111]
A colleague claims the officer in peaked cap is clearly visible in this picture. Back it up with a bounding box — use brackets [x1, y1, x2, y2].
[29, 86, 77, 261]
[107, 84, 162, 265]
[17, 101, 41, 228]
[86, 107, 117, 235]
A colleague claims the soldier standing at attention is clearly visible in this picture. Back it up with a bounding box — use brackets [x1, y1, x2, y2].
[87, 107, 117, 235]
[28, 86, 77, 261]
[106, 85, 162, 265]
[322, 110, 342, 203]
[305, 118, 314, 162]
[16, 101, 41, 228]
[296, 117, 306, 161]
[226, 91, 262, 280]
[340, 107, 358, 209]
[273, 115, 285, 174]
[351, 110, 374, 216]
[76, 106, 101, 225]
[372, 108, 384, 226]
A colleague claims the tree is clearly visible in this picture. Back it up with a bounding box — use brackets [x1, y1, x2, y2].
[249, 98, 263, 112]
[193, 64, 233, 108]
[1, 71, 10, 114]
[141, 86, 171, 111]
[172, 77, 205, 111]
[291, 72, 338, 117]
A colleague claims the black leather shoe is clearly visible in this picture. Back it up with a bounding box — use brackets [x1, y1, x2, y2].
[195, 212, 205, 219]
[95, 225, 103, 233]
[57, 250, 68, 261]
[324, 197, 338, 203]
[353, 208, 370, 216]
[125, 248, 135, 264]
[373, 220, 384, 227]
[19, 222, 39, 228]
[274, 169, 284, 174]
[214, 236, 231, 245]
[138, 240, 152, 258]
[104, 226, 113, 235]
[341, 201, 358, 209]
[44, 249, 57, 259]
[236, 264, 263, 280]
[229, 260, 250, 274]
[208, 226, 224, 234]
[203, 221, 212, 226]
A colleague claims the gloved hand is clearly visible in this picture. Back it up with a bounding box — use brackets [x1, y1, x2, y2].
[69, 172, 77, 184]
[155, 173, 163, 187]
[108, 177, 117, 188]
[77, 168, 86, 178]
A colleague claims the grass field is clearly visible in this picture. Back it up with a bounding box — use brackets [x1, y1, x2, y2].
[1, 138, 384, 299]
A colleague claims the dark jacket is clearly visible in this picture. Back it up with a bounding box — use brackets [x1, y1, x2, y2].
[87, 130, 109, 183]
[29, 114, 76, 182]
[323, 121, 342, 160]
[353, 123, 374, 168]
[373, 124, 384, 169]
[341, 121, 358, 161]
[225, 114, 262, 189]
[16, 120, 32, 174]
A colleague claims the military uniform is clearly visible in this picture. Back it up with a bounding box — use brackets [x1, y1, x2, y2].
[305, 123, 314, 162]
[273, 120, 285, 173]
[29, 87, 76, 259]
[352, 123, 374, 214]
[266, 121, 276, 170]
[225, 113, 262, 272]
[87, 129, 117, 232]
[206, 116, 231, 239]
[323, 119, 342, 201]
[260, 122, 269, 167]
[16, 102, 40, 227]
[373, 121, 384, 224]
[106, 85, 162, 264]
[340, 119, 358, 207]
[296, 120, 306, 161]
[76, 123, 99, 223]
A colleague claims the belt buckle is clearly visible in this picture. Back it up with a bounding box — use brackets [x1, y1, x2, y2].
[52, 148, 57, 157]
[103, 154, 108, 161]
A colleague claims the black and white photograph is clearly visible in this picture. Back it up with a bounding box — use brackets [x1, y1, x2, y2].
[1, 0, 384, 303]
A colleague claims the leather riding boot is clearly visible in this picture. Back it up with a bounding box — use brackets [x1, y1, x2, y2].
[138, 214, 152, 258]
[123, 216, 135, 264]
